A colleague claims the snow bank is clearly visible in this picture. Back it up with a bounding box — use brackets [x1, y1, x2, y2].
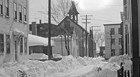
[109, 54, 132, 71]
[29, 53, 48, 60]
[0, 55, 121, 77]
[53, 54, 63, 58]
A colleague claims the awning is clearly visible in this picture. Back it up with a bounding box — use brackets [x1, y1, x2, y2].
[28, 34, 55, 46]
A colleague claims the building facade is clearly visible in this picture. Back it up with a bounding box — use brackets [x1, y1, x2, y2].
[29, 21, 57, 55]
[122, 0, 132, 57]
[122, 0, 140, 77]
[57, 16, 88, 57]
[104, 24, 122, 59]
[0, 0, 29, 64]
[51, 33, 78, 57]
[29, 20, 59, 37]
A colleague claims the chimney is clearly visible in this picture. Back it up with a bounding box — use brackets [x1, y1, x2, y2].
[31, 22, 37, 35]
[39, 20, 42, 24]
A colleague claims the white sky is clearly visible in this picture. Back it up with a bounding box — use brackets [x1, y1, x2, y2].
[29, 0, 123, 32]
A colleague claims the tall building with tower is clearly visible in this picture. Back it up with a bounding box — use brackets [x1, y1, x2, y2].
[68, 1, 79, 23]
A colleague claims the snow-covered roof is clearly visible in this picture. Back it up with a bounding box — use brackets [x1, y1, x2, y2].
[28, 34, 55, 46]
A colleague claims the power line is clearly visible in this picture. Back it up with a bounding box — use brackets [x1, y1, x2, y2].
[108, 4, 123, 6]
[92, 18, 119, 22]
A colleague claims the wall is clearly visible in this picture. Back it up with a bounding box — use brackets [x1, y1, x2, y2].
[52, 36, 79, 57]
[52, 37, 68, 56]
[123, 0, 132, 58]
[0, 0, 29, 64]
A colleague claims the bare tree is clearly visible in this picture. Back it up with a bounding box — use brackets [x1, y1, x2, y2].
[39, 0, 72, 24]
[40, 0, 73, 55]
[51, 0, 72, 23]
[60, 23, 73, 55]
[93, 31, 105, 48]
[51, 0, 75, 55]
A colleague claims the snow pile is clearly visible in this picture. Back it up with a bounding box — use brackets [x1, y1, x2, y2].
[0, 55, 120, 77]
[109, 54, 132, 71]
[53, 54, 63, 58]
[29, 53, 48, 60]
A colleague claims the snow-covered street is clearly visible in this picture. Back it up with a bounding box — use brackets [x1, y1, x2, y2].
[0, 55, 131, 77]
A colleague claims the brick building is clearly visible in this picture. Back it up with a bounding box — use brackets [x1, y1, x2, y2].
[104, 23, 123, 59]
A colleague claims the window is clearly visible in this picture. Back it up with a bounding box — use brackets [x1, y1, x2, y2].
[0, 0, 3, 15]
[6, 35, 10, 54]
[123, 0, 127, 5]
[118, 28, 121, 34]
[19, 5, 22, 21]
[14, 3, 17, 20]
[23, 7, 27, 22]
[29, 25, 32, 31]
[0, 34, 4, 55]
[111, 49, 115, 56]
[24, 37, 27, 54]
[124, 7, 127, 20]
[5, 0, 9, 17]
[111, 38, 115, 45]
[110, 28, 115, 35]
[119, 38, 122, 45]
[20, 37, 23, 54]
[119, 49, 123, 55]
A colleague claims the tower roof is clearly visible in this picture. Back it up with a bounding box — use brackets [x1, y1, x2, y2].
[68, 1, 79, 15]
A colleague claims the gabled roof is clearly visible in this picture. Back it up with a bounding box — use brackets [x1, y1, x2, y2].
[57, 16, 88, 34]
[68, 1, 79, 15]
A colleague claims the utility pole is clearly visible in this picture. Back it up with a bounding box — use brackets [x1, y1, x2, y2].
[131, 0, 140, 77]
[81, 15, 92, 56]
[48, 0, 52, 60]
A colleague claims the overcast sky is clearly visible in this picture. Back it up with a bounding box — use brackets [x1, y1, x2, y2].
[29, 0, 123, 32]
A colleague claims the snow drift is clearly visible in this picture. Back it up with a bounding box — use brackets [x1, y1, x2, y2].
[0, 55, 131, 77]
